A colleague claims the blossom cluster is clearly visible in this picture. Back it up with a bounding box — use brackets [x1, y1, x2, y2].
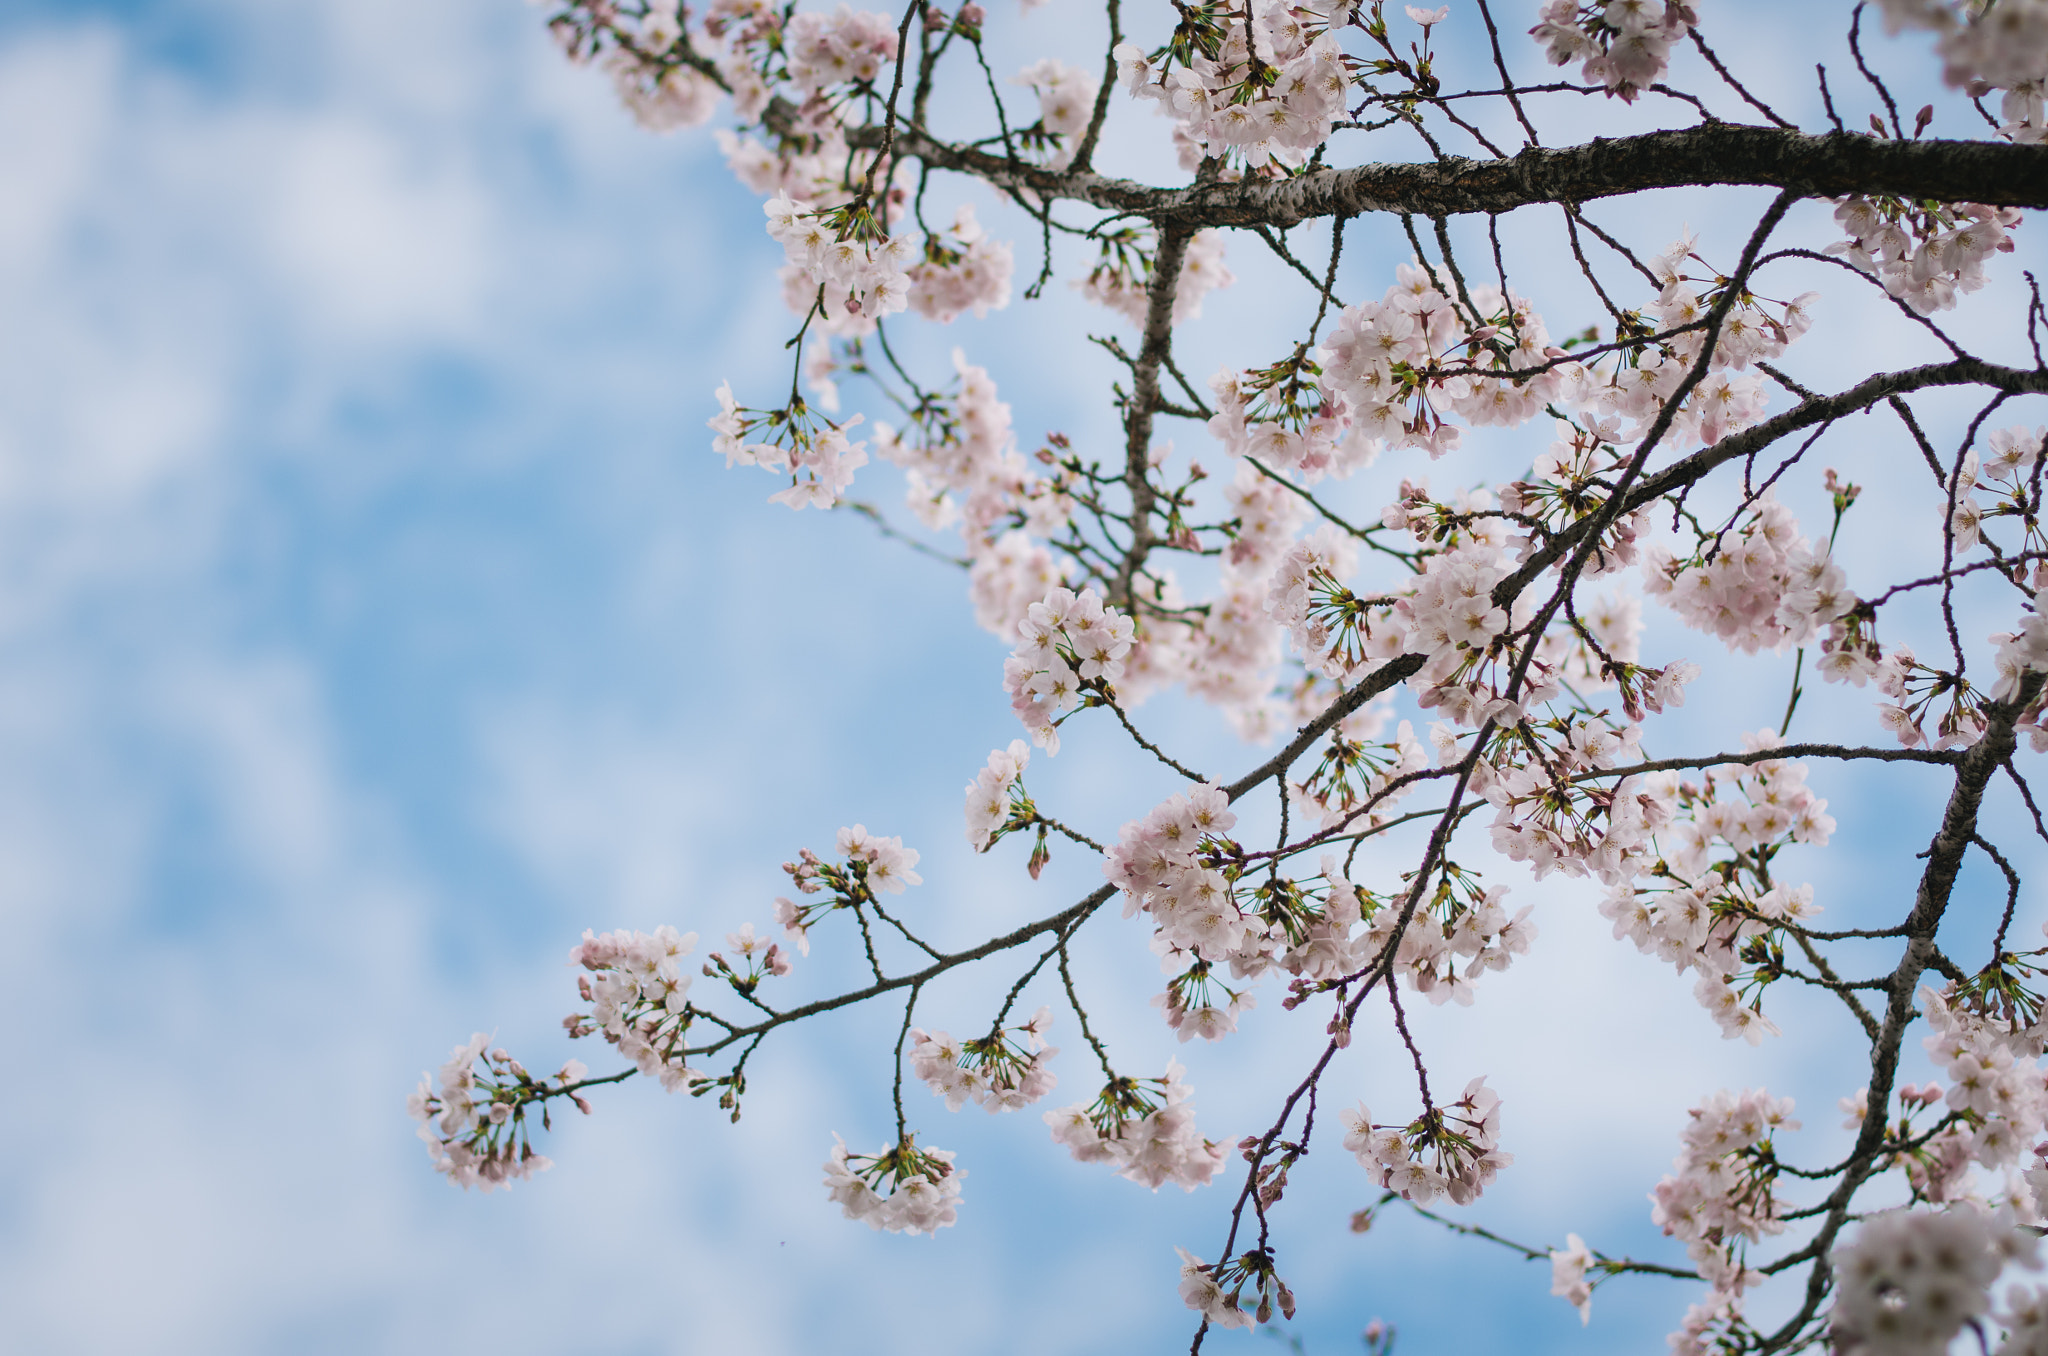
[1597, 738, 1833, 1040]
[1111, 0, 1352, 174]
[1650, 1087, 1798, 1303]
[782, 3, 900, 97]
[1011, 59, 1099, 169]
[765, 190, 915, 324]
[1269, 508, 1580, 736]
[874, 354, 1071, 562]
[703, 921, 796, 999]
[1831, 194, 2021, 315]
[1645, 491, 1854, 656]
[562, 0, 898, 149]
[1177, 1241, 1298, 1332]
[1876, 0, 2048, 141]
[1340, 1076, 1513, 1206]
[711, 381, 871, 509]
[822, 1134, 964, 1234]
[1002, 586, 1137, 752]
[1154, 956, 1259, 1041]
[831, 348, 1078, 645]
[1181, 462, 1305, 735]
[1284, 706, 1425, 833]
[1995, 585, 2048, 745]
[1606, 231, 1810, 443]
[563, 925, 709, 1091]
[1043, 1062, 1229, 1190]
[909, 1006, 1059, 1111]
[1367, 867, 1538, 1007]
[1531, 0, 1697, 101]
[1304, 236, 1804, 485]
[904, 204, 1015, 323]
[1077, 228, 1235, 328]
[1470, 717, 1656, 885]
[1315, 267, 1554, 463]
[1107, 772, 1541, 1013]
[1263, 527, 1385, 679]
[1549, 1232, 1596, 1324]
[1398, 542, 1522, 692]
[1830, 1205, 2035, 1356]
[1912, 984, 2048, 1203]
[1207, 358, 1369, 485]
[604, 45, 720, 132]
[1102, 782, 1259, 966]
[719, 121, 864, 210]
[1956, 426, 2048, 549]
[1176, 1248, 1255, 1332]
[1813, 513, 2048, 743]
[408, 1034, 589, 1192]
[861, 356, 1083, 651]
[549, 2, 722, 133]
[773, 825, 924, 954]
[964, 739, 1033, 850]
[1497, 421, 1651, 596]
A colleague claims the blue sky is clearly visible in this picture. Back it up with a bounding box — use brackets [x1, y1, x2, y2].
[1, 2, 2045, 1354]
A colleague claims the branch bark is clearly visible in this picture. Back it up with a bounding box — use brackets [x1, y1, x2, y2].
[1761, 670, 2048, 1352]
[856, 123, 2048, 224]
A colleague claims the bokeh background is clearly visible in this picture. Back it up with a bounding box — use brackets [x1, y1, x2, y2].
[3, 1, 2045, 1352]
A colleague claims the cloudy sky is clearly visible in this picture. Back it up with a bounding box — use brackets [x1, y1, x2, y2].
[0, 2, 2042, 1353]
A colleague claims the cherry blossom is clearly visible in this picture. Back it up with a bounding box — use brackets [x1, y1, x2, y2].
[910, 1007, 1058, 1110]
[1341, 1076, 1513, 1205]
[1003, 585, 1136, 751]
[409, 1035, 590, 1191]
[1650, 1087, 1798, 1312]
[1830, 1205, 2037, 1356]
[1551, 1233, 1595, 1324]
[1531, 0, 1698, 101]
[823, 1134, 965, 1234]
[1045, 1061, 1229, 1190]
[426, 4, 2048, 1347]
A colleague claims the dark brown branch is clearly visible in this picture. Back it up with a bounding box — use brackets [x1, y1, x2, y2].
[1760, 671, 2048, 1353]
[857, 123, 2048, 225]
[685, 885, 1117, 1057]
[1494, 358, 2048, 611]
[1109, 224, 1193, 608]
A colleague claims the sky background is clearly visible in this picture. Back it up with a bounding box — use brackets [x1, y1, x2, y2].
[1, 2, 2044, 1353]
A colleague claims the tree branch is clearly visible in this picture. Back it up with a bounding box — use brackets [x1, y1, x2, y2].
[856, 123, 2048, 224]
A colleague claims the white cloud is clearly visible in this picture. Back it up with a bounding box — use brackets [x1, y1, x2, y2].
[259, 115, 493, 342]
[479, 700, 719, 924]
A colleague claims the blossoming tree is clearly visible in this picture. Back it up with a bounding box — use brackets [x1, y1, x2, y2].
[411, 0, 2048, 1350]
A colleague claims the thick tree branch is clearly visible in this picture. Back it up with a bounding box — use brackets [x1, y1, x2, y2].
[1761, 671, 2048, 1353]
[855, 123, 2048, 224]
[685, 885, 1117, 1057]
[1493, 358, 2048, 611]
